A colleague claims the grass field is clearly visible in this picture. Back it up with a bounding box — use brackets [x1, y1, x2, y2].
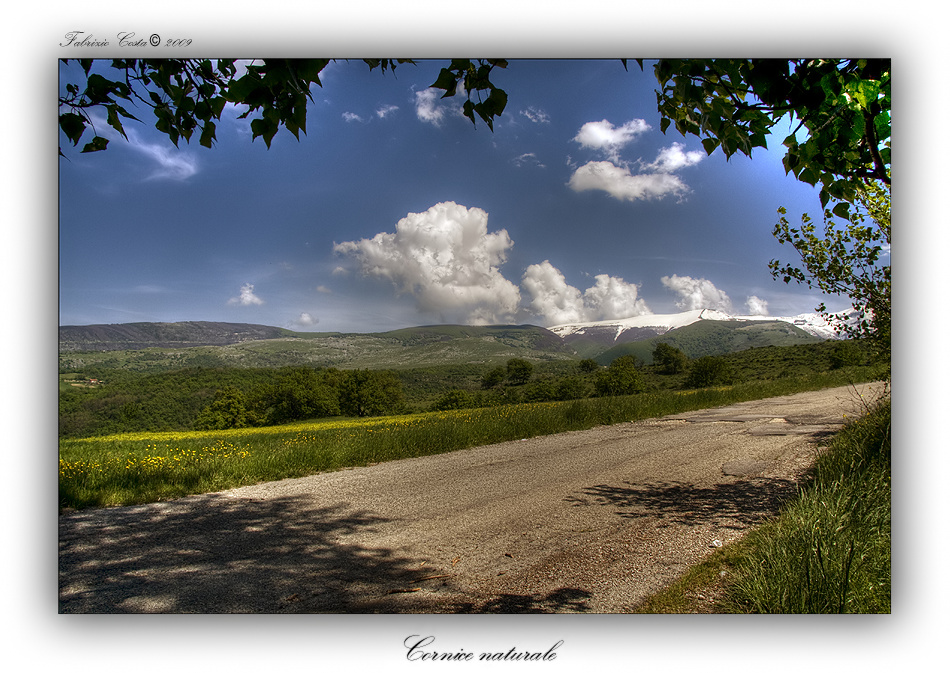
[60, 366, 884, 511]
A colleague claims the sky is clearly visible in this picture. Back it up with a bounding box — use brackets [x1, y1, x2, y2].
[60, 58, 855, 333]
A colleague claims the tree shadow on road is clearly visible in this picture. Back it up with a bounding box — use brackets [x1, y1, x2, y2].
[565, 477, 801, 530]
[447, 587, 593, 614]
[59, 494, 434, 613]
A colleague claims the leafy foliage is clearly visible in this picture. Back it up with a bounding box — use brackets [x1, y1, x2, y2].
[770, 180, 890, 359]
[428, 59, 509, 130]
[652, 342, 688, 374]
[505, 358, 534, 385]
[193, 386, 253, 430]
[646, 58, 890, 212]
[58, 58, 511, 156]
[683, 356, 734, 389]
[594, 355, 645, 397]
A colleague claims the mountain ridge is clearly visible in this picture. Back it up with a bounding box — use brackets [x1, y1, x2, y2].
[59, 309, 843, 372]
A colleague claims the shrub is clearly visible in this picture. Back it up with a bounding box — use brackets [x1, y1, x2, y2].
[652, 342, 689, 374]
[594, 355, 645, 396]
[684, 356, 734, 389]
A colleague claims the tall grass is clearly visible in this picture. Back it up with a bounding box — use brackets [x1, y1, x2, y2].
[60, 369, 883, 511]
[723, 397, 891, 613]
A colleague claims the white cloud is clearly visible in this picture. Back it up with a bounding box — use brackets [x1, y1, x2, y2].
[414, 88, 446, 125]
[745, 295, 770, 316]
[334, 201, 521, 324]
[522, 261, 651, 326]
[644, 142, 705, 173]
[661, 274, 732, 312]
[228, 283, 264, 306]
[513, 152, 545, 169]
[572, 119, 651, 162]
[316, 285, 332, 294]
[522, 261, 586, 325]
[86, 112, 198, 180]
[342, 111, 364, 123]
[583, 274, 652, 320]
[293, 312, 317, 327]
[376, 104, 399, 118]
[568, 161, 690, 202]
[521, 107, 550, 123]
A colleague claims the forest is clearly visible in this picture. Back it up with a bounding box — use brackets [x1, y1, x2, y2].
[59, 338, 881, 439]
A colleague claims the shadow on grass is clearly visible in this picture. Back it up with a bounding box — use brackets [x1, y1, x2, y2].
[59, 494, 438, 613]
[565, 477, 802, 530]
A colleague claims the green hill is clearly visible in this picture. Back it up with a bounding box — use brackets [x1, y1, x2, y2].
[59, 323, 575, 372]
[594, 319, 823, 365]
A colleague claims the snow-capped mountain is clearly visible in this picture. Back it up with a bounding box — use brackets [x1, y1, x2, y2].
[549, 308, 852, 344]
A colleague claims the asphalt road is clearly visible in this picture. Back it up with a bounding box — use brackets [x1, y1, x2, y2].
[58, 383, 884, 613]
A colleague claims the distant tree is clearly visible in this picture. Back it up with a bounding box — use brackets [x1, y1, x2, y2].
[430, 389, 476, 412]
[194, 386, 252, 430]
[594, 355, 645, 397]
[506, 358, 534, 386]
[652, 342, 689, 374]
[260, 367, 340, 424]
[684, 356, 734, 389]
[556, 376, 592, 401]
[481, 366, 508, 389]
[339, 369, 405, 417]
[829, 340, 866, 369]
[578, 359, 600, 374]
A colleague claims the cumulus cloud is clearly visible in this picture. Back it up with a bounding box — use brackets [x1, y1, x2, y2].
[292, 312, 317, 327]
[228, 283, 264, 306]
[745, 295, 770, 316]
[522, 261, 651, 326]
[572, 119, 651, 162]
[334, 202, 521, 324]
[414, 88, 446, 125]
[376, 104, 399, 118]
[521, 261, 586, 325]
[583, 274, 652, 320]
[521, 107, 550, 123]
[644, 142, 705, 173]
[661, 274, 732, 312]
[568, 161, 690, 202]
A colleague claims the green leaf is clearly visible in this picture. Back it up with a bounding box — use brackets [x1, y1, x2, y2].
[701, 137, 719, 155]
[105, 105, 128, 140]
[59, 113, 87, 146]
[831, 202, 852, 219]
[199, 121, 216, 149]
[80, 136, 109, 153]
[431, 68, 459, 95]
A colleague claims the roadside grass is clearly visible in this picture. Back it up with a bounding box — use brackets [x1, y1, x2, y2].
[635, 393, 891, 614]
[60, 367, 885, 511]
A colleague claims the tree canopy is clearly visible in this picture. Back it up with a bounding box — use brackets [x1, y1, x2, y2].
[644, 58, 890, 213]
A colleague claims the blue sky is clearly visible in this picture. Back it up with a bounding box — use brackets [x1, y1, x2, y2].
[60, 58, 848, 332]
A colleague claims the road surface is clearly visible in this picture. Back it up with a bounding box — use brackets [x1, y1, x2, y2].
[59, 383, 884, 613]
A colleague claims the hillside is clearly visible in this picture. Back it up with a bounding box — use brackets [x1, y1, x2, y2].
[59, 321, 295, 352]
[58, 323, 575, 372]
[594, 319, 822, 365]
[58, 310, 834, 374]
